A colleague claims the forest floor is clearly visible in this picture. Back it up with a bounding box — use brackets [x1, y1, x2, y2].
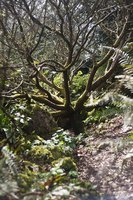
[77, 115, 133, 200]
[1, 114, 133, 200]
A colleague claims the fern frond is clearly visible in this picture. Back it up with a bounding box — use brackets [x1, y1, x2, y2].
[103, 45, 133, 67]
[103, 45, 133, 96]
[2, 146, 18, 175]
[115, 75, 133, 94]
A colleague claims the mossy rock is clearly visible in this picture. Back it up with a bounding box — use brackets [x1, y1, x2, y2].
[52, 157, 77, 173]
[23, 106, 58, 139]
[27, 145, 53, 165]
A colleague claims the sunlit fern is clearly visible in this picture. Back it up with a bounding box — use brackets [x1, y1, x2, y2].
[2, 146, 18, 175]
[103, 43, 133, 95]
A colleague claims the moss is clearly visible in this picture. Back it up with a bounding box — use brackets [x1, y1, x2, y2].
[49, 145, 63, 160]
[27, 146, 53, 165]
[23, 106, 58, 139]
[52, 157, 77, 173]
[17, 173, 34, 190]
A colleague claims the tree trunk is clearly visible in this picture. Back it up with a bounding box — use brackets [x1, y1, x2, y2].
[55, 110, 86, 134]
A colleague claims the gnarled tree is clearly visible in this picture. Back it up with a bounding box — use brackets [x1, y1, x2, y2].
[0, 0, 132, 133]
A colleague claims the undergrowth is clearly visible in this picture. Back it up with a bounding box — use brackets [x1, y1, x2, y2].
[85, 104, 122, 126]
[0, 129, 97, 200]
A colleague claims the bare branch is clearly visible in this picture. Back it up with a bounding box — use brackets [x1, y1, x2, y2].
[1, 79, 23, 95]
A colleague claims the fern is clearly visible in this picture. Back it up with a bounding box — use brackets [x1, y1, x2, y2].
[103, 44, 133, 67]
[115, 75, 133, 94]
[0, 181, 19, 199]
[2, 146, 18, 175]
[103, 44, 133, 96]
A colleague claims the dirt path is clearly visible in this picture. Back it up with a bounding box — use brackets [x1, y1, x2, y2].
[77, 116, 133, 200]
